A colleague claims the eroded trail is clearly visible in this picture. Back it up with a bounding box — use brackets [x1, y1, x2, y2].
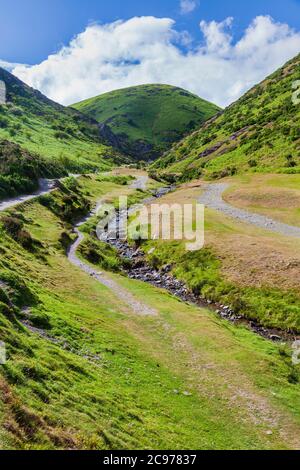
[67, 176, 157, 317]
[68, 228, 157, 316]
[0, 175, 81, 213]
[199, 183, 300, 238]
[0, 179, 57, 212]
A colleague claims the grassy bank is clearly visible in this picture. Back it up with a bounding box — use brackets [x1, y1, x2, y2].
[124, 178, 300, 333]
[0, 173, 300, 450]
[0, 66, 126, 199]
[142, 239, 300, 333]
[0, 140, 69, 200]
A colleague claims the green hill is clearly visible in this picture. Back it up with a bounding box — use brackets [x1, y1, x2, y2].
[72, 84, 220, 161]
[0, 67, 125, 193]
[151, 54, 300, 181]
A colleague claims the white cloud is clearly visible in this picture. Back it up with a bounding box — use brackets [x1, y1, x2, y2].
[200, 17, 233, 54]
[7, 15, 300, 108]
[180, 0, 197, 14]
[0, 59, 25, 72]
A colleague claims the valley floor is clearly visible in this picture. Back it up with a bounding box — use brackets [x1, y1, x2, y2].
[199, 182, 300, 239]
[0, 171, 300, 450]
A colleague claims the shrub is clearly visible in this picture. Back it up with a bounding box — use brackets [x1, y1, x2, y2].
[0, 116, 8, 128]
[1, 215, 35, 251]
[248, 159, 258, 168]
[54, 131, 70, 140]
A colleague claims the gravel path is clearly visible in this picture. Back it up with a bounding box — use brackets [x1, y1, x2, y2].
[0, 174, 81, 212]
[0, 178, 57, 212]
[199, 183, 300, 239]
[0, 172, 156, 316]
[67, 176, 157, 317]
[130, 175, 149, 190]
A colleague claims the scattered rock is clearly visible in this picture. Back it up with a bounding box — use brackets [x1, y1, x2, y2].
[99, 185, 296, 345]
[270, 335, 282, 341]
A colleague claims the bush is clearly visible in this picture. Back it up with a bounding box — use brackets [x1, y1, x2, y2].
[0, 116, 8, 128]
[59, 231, 73, 252]
[1, 215, 36, 251]
[54, 131, 70, 140]
[79, 237, 122, 272]
[248, 159, 258, 168]
[0, 270, 38, 307]
[0, 140, 66, 201]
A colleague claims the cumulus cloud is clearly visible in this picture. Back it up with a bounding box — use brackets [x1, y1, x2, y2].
[0, 59, 25, 72]
[200, 17, 233, 54]
[8, 15, 300, 107]
[180, 0, 198, 14]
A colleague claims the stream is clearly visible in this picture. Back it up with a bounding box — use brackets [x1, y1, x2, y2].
[70, 181, 300, 344]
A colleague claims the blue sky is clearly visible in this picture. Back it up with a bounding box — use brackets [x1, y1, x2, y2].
[1, 0, 300, 64]
[1, 1, 300, 107]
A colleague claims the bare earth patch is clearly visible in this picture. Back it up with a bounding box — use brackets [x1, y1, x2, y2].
[151, 180, 300, 290]
[223, 174, 300, 228]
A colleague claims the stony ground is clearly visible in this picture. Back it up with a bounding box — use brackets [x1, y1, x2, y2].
[199, 183, 300, 239]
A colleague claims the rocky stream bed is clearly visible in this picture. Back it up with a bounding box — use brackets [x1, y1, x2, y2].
[100, 186, 300, 344]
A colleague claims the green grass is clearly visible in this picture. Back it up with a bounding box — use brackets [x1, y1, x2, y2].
[152, 53, 300, 180]
[72, 84, 220, 161]
[0, 140, 69, 200]
[221, 173, 300, 227]
[0, 175, 300, 450]
[139, 239, 300, 333]
[0, 66, 125, 189]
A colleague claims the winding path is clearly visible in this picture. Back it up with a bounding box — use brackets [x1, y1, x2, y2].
[0, 179, 57, 212]
[0, 174, 81, 213]
[0, 173, 156, 315]
[67, 176, 157, 317]
[199, 183, 300, 239]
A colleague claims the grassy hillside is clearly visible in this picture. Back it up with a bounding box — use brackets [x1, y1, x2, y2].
[151, 54, 300, 181]
[0, 67, 125, 182]
[0, 140, 68, 199]
[0, 175, 300, 450]
[72, 84, 220, 161]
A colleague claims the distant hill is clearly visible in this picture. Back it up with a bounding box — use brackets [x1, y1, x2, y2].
[0, 67, 124, 176]
[72, 84, 220, 161]
[151, 54, 300, 181]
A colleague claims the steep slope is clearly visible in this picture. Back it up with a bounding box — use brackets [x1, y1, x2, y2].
[72, 84, 220, 161]
[0, 140, 70, 199]
[0, 67, 124, 178]
[152, 54, 300, 181]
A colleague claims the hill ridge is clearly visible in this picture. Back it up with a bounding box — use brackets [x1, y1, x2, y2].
[151, 53, 300, 180]
[72, 84, 221, 161]
[0, 67, 126, 198]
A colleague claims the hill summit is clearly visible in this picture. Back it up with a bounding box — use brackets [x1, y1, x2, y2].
[72, 84, 220, 161]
